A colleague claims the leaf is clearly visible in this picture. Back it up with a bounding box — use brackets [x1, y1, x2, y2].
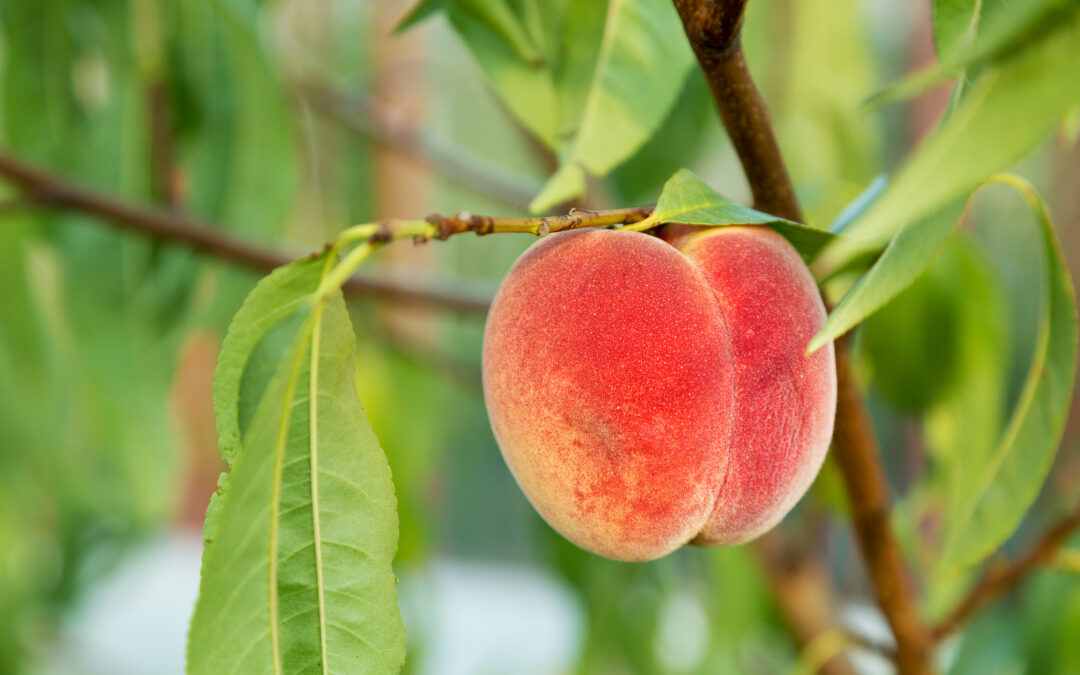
[860, 236, 1000, 413]
[809, 200, 966, 353]
[639, 169, 838, 263]
[189, 286, 406, 674]
[442, 0, 692, 211]
[213, 255, 327, 466]
[393, 0, 446, 33]
[840, 13, 1080, 246]
[932, 0, 980, 58]
[529, 0, 694, 211]
[876, 0, 1077, 105]
[940, 176, 1078, 569]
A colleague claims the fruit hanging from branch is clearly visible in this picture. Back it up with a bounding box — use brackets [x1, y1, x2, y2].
[482, 226, 836, 561]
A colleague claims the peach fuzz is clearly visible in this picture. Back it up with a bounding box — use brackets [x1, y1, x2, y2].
[482, 226, 835, 561]
[664, 225, 836, 546]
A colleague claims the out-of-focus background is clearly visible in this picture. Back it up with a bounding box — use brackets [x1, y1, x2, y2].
[0, 1, 1077, 673]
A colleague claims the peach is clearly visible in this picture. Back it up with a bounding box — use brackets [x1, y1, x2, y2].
[482, 226, 835, 561]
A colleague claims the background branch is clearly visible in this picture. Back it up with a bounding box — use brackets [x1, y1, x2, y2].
[672, 1, 933, 672]
[932, 501, 1080, 641]
[0, 151, 493, 314]
[295, 82, 540, 207]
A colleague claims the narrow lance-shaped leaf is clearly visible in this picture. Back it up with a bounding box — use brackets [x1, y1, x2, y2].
[940, 176, 1078, 569]
[189, 261, 405, 673]
[808, 200, 966, 353]
[838, 12, 1080, 246]
[876, 0, 1077, 105]
[639, 169, 839, 263]
[529, 0, 693, 211]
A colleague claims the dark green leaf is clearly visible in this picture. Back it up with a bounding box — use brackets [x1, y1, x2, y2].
[640, 169, 838, 262]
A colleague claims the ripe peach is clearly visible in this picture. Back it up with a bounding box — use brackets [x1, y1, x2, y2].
[482, 226, 835, 561]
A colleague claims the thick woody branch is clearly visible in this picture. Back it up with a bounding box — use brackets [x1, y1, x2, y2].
[672, 0, 801, 221]
[832, 346, 933, 673]
[673, 1, 933, 671]
[0, 151, 492, 314]
[932, 501, 1080, 641]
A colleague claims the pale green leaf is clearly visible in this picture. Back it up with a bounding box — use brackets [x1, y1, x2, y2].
[876, 0, 1077, 105]
[443, 0, 692, 211]
[940, 177, 1078, 569]
[528, 162, 585, 212]
[393, 0, 446, 33]
[932, 0, 981, 58]
[189, 287, 405, 674]
[529, 0, 694, 212]
[639, 169, 838, 263]
[842, 14, 1080, 245]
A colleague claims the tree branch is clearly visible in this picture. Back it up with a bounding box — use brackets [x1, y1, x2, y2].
[672, 0, 801, 222]
[932, 501, 1080, 641]
[0, 150, 493, 314]
[672, 2, 934, 672]
[294, 82, 540, 207]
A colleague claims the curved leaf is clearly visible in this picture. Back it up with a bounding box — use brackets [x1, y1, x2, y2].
[213, 256, 326, 465]
[529, 0, 693, 211]
[189, 288, 405, 673]
[838, 12, 1080, 247]
[877, 0, 1077, 105]
[940, 177, 1078, 569]
[808, 200, 965, 353]
[640, 169, 838, 262]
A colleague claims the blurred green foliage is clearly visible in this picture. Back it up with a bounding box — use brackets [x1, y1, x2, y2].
[0, 0, 1077, 673]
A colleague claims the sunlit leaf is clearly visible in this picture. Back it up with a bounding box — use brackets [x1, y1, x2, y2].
[190, 281, 405, 674]
[876, 0, 1077, 105]
[639, 169, 838, 262]
[431, 0, 692, 211]
[838, 13, 1080, 247]
[529, 0, 693, 211]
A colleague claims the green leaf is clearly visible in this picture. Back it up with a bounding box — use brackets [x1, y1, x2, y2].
[444, 0, 692, 211]
[446, 0, 560, 146]
[529, 0, 694, 211]
[393, 0, 446, 33]
[877, 0, 1077, 105]
[639, 169, 838, 263]
[189, 286, 405, 674]
[809, 200, 966, 353]
[841, 13, 1080, 246]
[940, 176, 1078, 569]
[860, 236, 1000, 413]
[213, 255, 327, 466]
[932, 0, 980, 58]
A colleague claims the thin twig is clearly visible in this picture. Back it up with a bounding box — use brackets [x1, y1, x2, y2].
[0, 150, 493, 314]
[932, 501, 1080, 641]
[672, 1, 933, 672]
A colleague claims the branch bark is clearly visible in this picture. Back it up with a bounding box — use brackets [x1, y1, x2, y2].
[672, 1, 933, 672]
[672, 0, 801, 222]
[932, 501, 1080, 641]
[0, 151, 492, 314]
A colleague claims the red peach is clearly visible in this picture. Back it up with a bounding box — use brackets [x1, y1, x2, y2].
[482, 226, 835, 561]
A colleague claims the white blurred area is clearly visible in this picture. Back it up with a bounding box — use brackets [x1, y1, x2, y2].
[32, 533, 584, 675]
